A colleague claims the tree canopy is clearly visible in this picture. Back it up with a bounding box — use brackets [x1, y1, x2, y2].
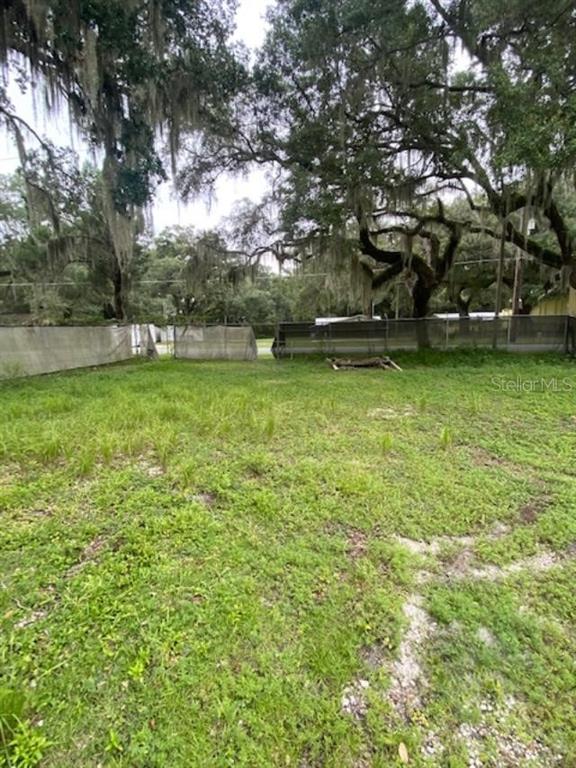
[181, 0, 576, 317]
[1, 0, 575, 322]
[0, 0, 244, 317]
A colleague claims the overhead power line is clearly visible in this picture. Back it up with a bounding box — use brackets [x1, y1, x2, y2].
[0, 279, 189, 287]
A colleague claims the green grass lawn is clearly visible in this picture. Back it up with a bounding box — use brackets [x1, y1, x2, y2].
[1, 352, 575, 767]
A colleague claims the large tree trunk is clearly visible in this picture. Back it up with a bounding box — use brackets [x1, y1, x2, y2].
[103, 153, 136, 324]
[113, 266, 127, 321]
[456, 291, 471, 318]
[411, 271, 435, 349]
[413, 283, 431, 319]
[456, 293, 471, 340]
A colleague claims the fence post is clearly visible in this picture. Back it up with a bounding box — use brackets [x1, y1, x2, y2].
[445, 318, 449, 351]
[492, 317, 499, 350]
[385, 316, 389, 353]
[274, 321, 280, 360]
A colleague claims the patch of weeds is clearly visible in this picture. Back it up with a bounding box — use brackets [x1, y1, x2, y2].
[0, 690, 49, 768]
[439, 425, 454, 449]
[468, 393, 482, 416]
[263, 411, 276, 439]
[104, 728, 124, 756]
[380, 432, 394, 453]
[0, 689, 25, 752]
[126, 648, 150, 683]
[1, 723, 50, 768]
[36, 434, 65, 465]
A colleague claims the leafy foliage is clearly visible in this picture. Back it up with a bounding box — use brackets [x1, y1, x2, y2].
[0, 0, 244, 318]
[181, 0, 576, 316]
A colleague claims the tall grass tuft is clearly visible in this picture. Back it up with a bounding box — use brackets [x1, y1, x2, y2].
[381, 432, 394, 453]
[264, 412, 276, 440]
[439, 426, 454, 449]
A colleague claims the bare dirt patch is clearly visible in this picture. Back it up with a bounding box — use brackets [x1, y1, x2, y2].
[189, 491, 217, 506]
[457, 697, 562, 767]
[341, 678, 370, 719]
[394, 536, 437, 556]
[15, 608, 49, 629]
[346, 529, 369, 560]
[469, 447, 539, 481]
[476, 626, 496, 647]
[384, 530, 576, 737]
[441, 547, 475, 578]
[464, 550, 564, 582]
[17, 506, 55, 522]
[360, 643, 387, 670]
[323, 523, 370, 560]
[66, 535, 107, 578]
[518, 496, 550, 525]
[388, 594, 436, 718]
[137, 458, 165, 478]
[395, 534, 477, 556]
[396, 524, 574, 584]
[421, 730, 445, 761]
[438, 542, 575, 583]
[470, 447, 509, 468]
[0, 462, 22, 486]
[368, 406, 415, 420]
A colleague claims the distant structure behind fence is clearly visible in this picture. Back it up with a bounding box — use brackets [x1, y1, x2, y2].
[274, 316, 576, 357]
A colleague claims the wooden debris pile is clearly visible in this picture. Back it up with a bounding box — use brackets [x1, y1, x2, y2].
[328, 356, 403, 371]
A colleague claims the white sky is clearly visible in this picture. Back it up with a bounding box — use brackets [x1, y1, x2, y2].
[0, 0, 272, 233]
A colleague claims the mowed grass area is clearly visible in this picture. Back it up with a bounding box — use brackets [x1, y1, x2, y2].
[1, 352, 575, 767]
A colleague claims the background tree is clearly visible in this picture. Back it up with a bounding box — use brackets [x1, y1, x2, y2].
[0, 155, 150, 323]
[0, 0, 243, 318]
[140, 227, 239, 322]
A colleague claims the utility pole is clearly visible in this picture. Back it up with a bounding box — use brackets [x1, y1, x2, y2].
[492, 216, 507, 349]
[511, 205, 530, 317]
[511, 251, 523, 315]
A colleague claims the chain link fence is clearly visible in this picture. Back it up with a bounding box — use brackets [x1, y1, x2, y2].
[2, 317, 573, 379]
[273, 316, 576, 357]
